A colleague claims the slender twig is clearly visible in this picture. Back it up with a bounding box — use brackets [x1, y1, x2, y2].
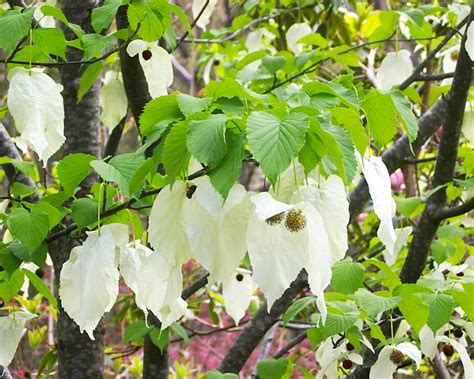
[183, 5, 313, 44]
[273, 331, 307, 359]
[403, 156, 437, 164]
[414, 72, 456, 81]
[174, 0, 211, 51]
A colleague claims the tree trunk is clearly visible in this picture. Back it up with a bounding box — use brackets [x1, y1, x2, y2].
[48, 1, 103, 377]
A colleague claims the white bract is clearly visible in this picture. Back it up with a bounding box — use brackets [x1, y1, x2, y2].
[420, 325, 474, 378]
[376, 50, 413, 92]
[59, 223, 129, 339]
[120, 242, 187, 329]
[148, 181, 192, 266]
[0, 311, 36, 368]
[222, 268, 253, 325]
[286, 23, 312, 55]
[99, 71, 128, 132]
[370, 342, 421, 379]
[466, 23, 474, 62]
[462, 102, 474, 144]
[383, 226, 413, 266]
[126, 40, 173, 98]
[363, 157, 397, 255]
[7, 67, 65, 165]
[247, 175, 348, 319]
[185, 178, 250, 283]
[192, 0, 217, 30]
[316, 338, 363, 379]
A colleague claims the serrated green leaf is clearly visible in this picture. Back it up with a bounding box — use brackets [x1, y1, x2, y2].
[0, 269, 24, 303]
[355, 289, 399, 317]
[330, 260, 364, 295]
[163, 120, 191, 184]
[331, 107, 368, 155]
[31, 28, 67, 59]
[123, 320, 150, 342]
[127, 0, 171, 41]
[187, 114, 228, 168]
[8, 208, 49, 253]
[92, 0, 123, 33]
[390, 90, 418, 143]
[209, 131, 245, 199]
[421, 293, 455, 332]
[77, 61, 104, 102]
[298, 119, 327, 175]
[247, 111, 308, 183]
[57, 153, 96, 196]
[149, 327, 168, 353]
[140, 94, 182, 137]
[361, 89, 398, 146]
[177, 93, 211, 117]
[71, 198, 98, 229]
[0, 7, 34, 52]
[322, 312, 359, 339]
[283, 296, 316, 325]
[40, 5, 68, 24]
[256, 359, 289, 379]
[22, 268, 57, 307]
[398, 293, 428, 333]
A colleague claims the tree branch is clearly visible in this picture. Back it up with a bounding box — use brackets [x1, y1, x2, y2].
[400, 6, 473, 284]
[218, 271, 308, 373]
[175, 0, 211, 50]
[436, 197, 474, 220]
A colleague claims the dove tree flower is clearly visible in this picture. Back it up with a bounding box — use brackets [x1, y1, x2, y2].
[0, 311, 36, 368]
[420, 325, 474, 378]
[7, 67, 65, 165]
[192, 0, 217, 30]
[286, 23, 312, 55]
[185, 178, 251, 283]
[247, 174, 349, 319]
[363, 156, 397, 255]
[382, 226, 413, 266]
[148, 180, 192, 266]
[120, 242, 187, 329]
[376, 49, 413, 92]
[99, 71, 128, 132]
[370, 342, 422, 379]
[222, 268, 254, 325]
[126, 39, 173, 98]
[59, 223, 129, 339]
[316, 338, 364, 379]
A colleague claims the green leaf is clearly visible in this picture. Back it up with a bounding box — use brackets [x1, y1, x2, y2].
[321, 311, 359, 339]
[0, 269, 24, 303]
[256, 359, 289, 379]
[355, 289, 399, 317]
[282, 296, 316, 325]
[361, 90, 398, 146]
[22, 268, 57, 307]
[447, 283, 474, 321]
[127, 0, 171, 41]
[298, 119, 328, 175]
[421, 293, 455, 332]
[166, 2, 193, 38]
[33, 202, 62, 229]
[247, 111, 308, 183]
[395, 197, 424, 218]
[149, 327, 169, 353]
[390, 90, 418, 143]
[398, 293, 429, 333]
[177, 93, 211, 117]
[163, 121, 191, 184]
[0, 7, 34, 52]
[322, 123, 357, 183]
[31, 28, 66, 59]
[209, 131, 245, 199]
[205, 371, 238, 379]
[0, 243, 22, 275]
[57, 153, 96, 196]
[77, 61, 105, 102]
[81, 33, 114, 60]
[330, 260, 364, 295]
[8, 208, 49, 253]
[361, 11, 398, 42]
[40, 5, 68, 24]
[71, 198, 99, 230]
[187, 114, 228, 168]
[204, 78, 262, 103]
[304, 80, 359, 110]
[129, 158, 155, 198]
[140, 94, 183, 137]
[123, 320, 150, 342]
[262, 56, 286, 73]
[91, 153, 145, 196]
[10, 182, 36, 199]
[331, 107, 368, 155]
[170, 322, 190, 344]
[92, 0, 123, 33]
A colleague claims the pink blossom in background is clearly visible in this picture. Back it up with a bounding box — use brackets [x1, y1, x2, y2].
[390, 169, 404, 192]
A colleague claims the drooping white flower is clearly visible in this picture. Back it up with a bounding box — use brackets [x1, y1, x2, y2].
[462, 102, 474, 144]
[148, 181, 192, 266]
[126, 39, 173, 98]
[246, 28, 275, 53]
[465, 23, 474, 62]
[7, 67, 65, 165]
[120, 242, 187, 329]
[0, 311, 36, 368]
[363, 156, 397, 255]
[222, 268, 253, 325]
[316, 338, 363, 379]
[185, 178, 250, 283]
[286, 23, 312, 55]
[59, 223, 129, 339]
[99, 71, 128, 132]
[376, 50, 413, 93]
[370, 342, 421, 379]
[383, 226, 413, 266]
[420, 325, 474, 378]
[247, 182, 339, 320]
[192, 0, 217, 30]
